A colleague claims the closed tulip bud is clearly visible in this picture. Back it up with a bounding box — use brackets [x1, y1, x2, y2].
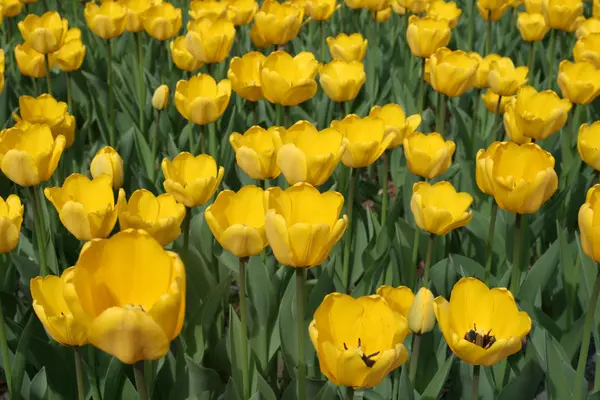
[228, 52, 265, 102]
[411, 181, 472, 235]
[326, 33, 368, 62]
[375, 7, 392, 21]
[0, 50, 4, 94]
[429, 47, 479, 97]
[397, 0, 429, 13]
[261, 51, 318, 106]
[376, 285, 415, 320]
[391, 0, 407, 14]
[488, 58, 528, 96]
[152, 84, 170, 110]
[48, 28, 86, 72]
[265, 183, 347, 267]
[577, 17, 600, 38]
[558, 60, 600, 104]
[477, 0, 511, 20]
[331, 115, 395, 168]
[482, 90, 513, 114]
[162, 153, 224, 207]
[503, 104, 533, 144]
[117, 189, 186, 246]
[364, 0, 389, 11]
[189, 0, 229, 20]
[170, 36, 203, 72]
[517, 12, 550, 41]
[574, 33, 600, 68]
[253, 0, 303, 46]
[142, 2, 182, 40]
[319, 61, 366, 102]
[408, 287, 436, 334]
[175, 73, 231, 125]
[2, 0, 22, 17]
[475, 141, 503, 195]
[309, 293, 410, 388]
[15, 43, 46, 78]
[31, 270, 88, 347]
[250, 22, 269, 49]
[225, 0, 258, 25]
[277, 121, 346, 185]
[473, 53, 501, 89]
[186, 17, 236, 64]
[90, 146, 125, 189]
[580, 185, 600, 262]
[578, 122, 600, 171]
[85, 1, 127, 39]
[542, 0, 584, 32]
[205, 186, 268, 257]
[230, 126, 283, 179]
[403, 132, 456, 179]
[0, 125, 65, 187]
[18, 12, 68, 54]
[525, 0, 542, 12]
[426, 0, 462, 28]
[120, 0, 160, 32]
[0, 195, 23, 253]
[369, 104, 421, 148]
[307, 0, 336, 20]
[17, 94, 76, 147]
[406, 15, 451, 58]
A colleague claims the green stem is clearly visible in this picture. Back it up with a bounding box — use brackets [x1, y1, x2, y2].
[161, 40, 167, 85]
[574, 270, 600, 400]
[133, 362, 148, 400]
[182, 208, 191, 264]
[71, 0, 78, 23]
[208, 123, 217, 161]
[493, 95, 503, 141]
[342, 168, 356, 292]
[346, 386, 354, 400]
[422, 233, 434, 287]
[276, 104, 283, 126]
[547, 29, 556, 90]
[150, 110, 160, 182]
[468, 89, 481, 159]
[187, 122, 195, 153]
[410, 227, 421, 290]
[136, 32, 145, 135]
[107, 39, 115, 148]
[0, 283, 12, 397]
[467, 0, 476, 50]
[31, 186, 48, 277]
[381, 151, 389, 227]
[408, 335, 421, 384]
[509, 213, 523, 295]
[44, 54, 52, 95]
[283, 106, 289, 128]
[320, 21, 326, 63]
[437, 93, 447, 135]
[296, 268, 307, 400]
[88, 347, 101, 400]
[485, 10, 492, 55]
[417, 58, 425, 114]
[42, 0, 48, 11]
[484, 202, 498, 286]
[74, 348, 85, 400]
[66, 72, 72, 111]
[471, 365, 480, 400]
[528, 41, 535, 83]
[239, 258, 250, 400]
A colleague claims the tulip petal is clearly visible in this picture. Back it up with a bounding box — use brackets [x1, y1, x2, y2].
[59, 201, 93, 241]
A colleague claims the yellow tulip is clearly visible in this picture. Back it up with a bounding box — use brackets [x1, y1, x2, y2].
[230, 126, 283, 180]
[0, 124, 65, 187]
[0, 195, 23, 253]
[375, 7, 392, 21]
[228, 51, 265, 102]
[369, 104, 421, 148]
[426, 0, 462, 28]
[364, 0, 389, 11]
[249, 22, 269, 49]
[189, 0, 229, 20]
[117, 189, 185, 246]
[161, 152, 224, 208]
[391, 0, 407, 14]
[309, 293, 409, 388]
[434, 277, 531, 366]
[62, 229, 185, 364]
[558, 60, 600, 104]
[406, 15, 451, 58]
[472, 53, 501, 89]
[408, 287, 436, 334]
[119, 0, 161, 32]
[265, 183, 347, 267]
[477, 0, 511, 20]
[260, 51, 318, 106]
[596, 0, 600, 17]
[487, 58, 528, 97]
[397, 0, 429, 13]
[542, 0, 583, 32]
[326, 33, 368, 62]
[1, 0, 22, 17]
[579, 184, 600, 261]
[484, 141, 558, 214]
[429, 47, 479, 97]
[44, 174, 118, 241]
[16, 93, 76, 147]
[15, 43, 46, 78]
[376, 285, 414, 319]
[503, 104, 533, 145]
[170, 36, 203, 72]
[225, 0, 258, 25]
[331, 115, 395, 168]
[307, 0, 336, 20]
[482, 90, 513, 114]
[174, 73, 231, 125]
[90, 146, 125, 190]
[142, 2, 182, 40]
[319, 60, 366, 102]
[152, 84, 169, 110]
[84, 1, 127, 39]
[578, 122, 600, 171]
[525, 0, 542, 12]
[574, 33, 600, 68]
[344, 0, 363, 9]
[517, 12, 550, 41]
[577, 17, 600, 38]
[411, 181, 472, 235]
[186, 17, 236, 64]
[253, 0, 303, 46]
[403, 132, 456, 179]
[18, 11, 68, 54]
[205, 186, 268, 257]
[0, 50, 4, 93]
[48, 28, 86, 72]
[475, 141, 503, 195]
[31, 270, 88, 346]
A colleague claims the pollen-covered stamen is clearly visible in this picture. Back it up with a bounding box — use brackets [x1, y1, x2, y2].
[464, 323, 496, 349]
[342, 338, 380, 368]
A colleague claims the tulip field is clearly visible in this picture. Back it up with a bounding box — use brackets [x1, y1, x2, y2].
[2, 0, 600, 398]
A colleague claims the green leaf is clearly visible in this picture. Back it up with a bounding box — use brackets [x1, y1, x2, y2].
[11, 312, 36, 400]
[169, 355, 222, 399]
[28, 367, 47, 400]
[421, 356, 454, 400]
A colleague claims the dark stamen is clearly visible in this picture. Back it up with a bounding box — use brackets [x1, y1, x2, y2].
[464, 324, 497, 350]
[343, 342, 348, 350]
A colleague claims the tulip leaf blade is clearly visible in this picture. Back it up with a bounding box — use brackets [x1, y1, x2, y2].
[169, 354, 222, 400]
[420, 355, 454, 400]
[28, 366, 47, 400]
[518, 239, 560, 304]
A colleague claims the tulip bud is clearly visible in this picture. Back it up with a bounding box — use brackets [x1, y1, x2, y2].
[152, 85, 170, 110]
[90, 146, 125, 189]
[407, 287, 436, 334]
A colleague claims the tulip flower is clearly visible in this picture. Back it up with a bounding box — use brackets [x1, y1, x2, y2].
[406, 15, 451, 59]
[84, 1, 127, 39]
[472, 53, 502, 89]
[307, 0, 336, 20]
[408, 287, 436, 334]
[517, 12, 550, 41]
[16, 94, 76, 147]
[1, 0, 22, 17]
[363, 0, 389, 11]
[18, 11, 68, 54]
[482, 91, 513, 114]
[403, 132, 456, 179]
[205, 186, 268, 257]
[475, 141, 503, 195]
[477, 0, 511, 20]
[542, 0, 583, 32]
[0, 50, 4, 94]
[326, 33, 368, 62]
[152, 84, 169, 110]
[433, 277, 531, 365]
[225, 0, 259, 25]
[117, 189, 186, 246]
[558, 60, 600, 104]
[0, 195, 23, 253]
[319, 61, 366, 103]
[0, 124, 65, 187]
[503, 105, 533, 145]
[228, 52, 265, 102]
[309, 293, 410, 388]
[62, 229, 186, 364]
[578, 122, 600, 171]
[579, 184, 600, 261]
[120, 0, 158, 32]
[376, 285, 414, 319]
[374, 7, 392, 21]
[186, 17, 236, 64]
[161, 152, 224, 208]
[90, 146, 125, 190]
[525, 0, 542, 12]
[252, 0, 303, 46]
[230, 126, 283, 180]
[170, 36, 203, 72]
[426, 0, 462, 28]
[260, 51, 318, 106]
[397, 0, 428, 13]
[189, 0, 230, 20]
[487, 58, 528, 97]
[574, 33, 600, 68]
[411, 181, 472, 235]
[141, 2, 182, 40]
[265, 183, 347, 267]
[48, 28, 86, 72]
[15, 43, 46, 78]
[577, 17, 600, 38]
[277, 121, 346, 186]
[429, 48, 479, 97]
[369, 104, 421, 149]
[174, 73, 232, 125]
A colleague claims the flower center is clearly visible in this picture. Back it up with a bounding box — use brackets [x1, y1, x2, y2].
[342, 338, 380, 368]
[124, 304, 146, 312]
[464, 323, 496, 349]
